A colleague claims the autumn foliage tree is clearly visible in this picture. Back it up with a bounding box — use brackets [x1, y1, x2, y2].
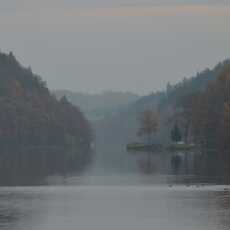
[138, 109, 159, 144]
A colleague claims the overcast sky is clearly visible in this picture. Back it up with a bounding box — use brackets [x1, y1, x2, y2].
[0, 0, 230, 95]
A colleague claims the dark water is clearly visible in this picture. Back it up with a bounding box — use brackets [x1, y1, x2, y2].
[0, 175, 230, 230]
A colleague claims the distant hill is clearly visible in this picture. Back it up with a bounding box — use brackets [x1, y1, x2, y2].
[53, 90, 139, 120]
[0, 52, 93, 185]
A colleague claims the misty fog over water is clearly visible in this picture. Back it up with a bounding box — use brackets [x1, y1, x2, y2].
[1, 183, 230, 230]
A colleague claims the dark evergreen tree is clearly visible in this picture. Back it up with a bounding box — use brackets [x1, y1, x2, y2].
[171, 123, 182, 143]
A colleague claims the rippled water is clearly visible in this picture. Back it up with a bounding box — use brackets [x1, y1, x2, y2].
[0, 175, 230, 230]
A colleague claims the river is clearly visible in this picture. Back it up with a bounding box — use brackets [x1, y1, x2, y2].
[0, 174, 230, 230]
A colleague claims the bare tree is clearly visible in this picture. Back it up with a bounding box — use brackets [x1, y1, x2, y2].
[138, 110, 159, 173]
[138, 109, 159, 145]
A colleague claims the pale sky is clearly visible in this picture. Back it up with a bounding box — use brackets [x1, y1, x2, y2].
[0, 0, 230, 94]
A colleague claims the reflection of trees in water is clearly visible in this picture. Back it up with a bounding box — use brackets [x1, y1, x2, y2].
[0, 191, 46, 228]
[0, 212, 19, 227]
[131, 146, 230, 185]
[171, 154, 182, 174]
[137, 158, 156, 174]
[0, 195, 21, 227]
[136, 152, 191, 176]
[213, 190, 230, 229]
[217, 191, 230, 209]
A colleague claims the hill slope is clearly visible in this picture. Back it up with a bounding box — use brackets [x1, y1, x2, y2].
[0, 52, 93, 185]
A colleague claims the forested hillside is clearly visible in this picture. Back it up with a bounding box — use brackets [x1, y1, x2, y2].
[0, 52, 93, 185]
[178, 63, 230, 178]
[131, 60, 230, 111]
[93, 60, 230, 173]
[129, 60, 230, 144]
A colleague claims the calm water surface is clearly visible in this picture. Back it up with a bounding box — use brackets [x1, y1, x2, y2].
[0, 175, 230, 230]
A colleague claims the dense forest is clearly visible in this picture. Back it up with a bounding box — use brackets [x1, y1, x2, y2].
[176, 63, 230, 179]
[0, 52, 93, 185]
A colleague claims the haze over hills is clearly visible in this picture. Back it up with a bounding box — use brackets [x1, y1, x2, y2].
[54, 90, 139, 120]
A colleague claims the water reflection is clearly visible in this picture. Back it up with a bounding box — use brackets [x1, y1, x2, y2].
[0, 176, 229, 230]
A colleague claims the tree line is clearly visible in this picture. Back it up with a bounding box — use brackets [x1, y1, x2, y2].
[0, 52, 93, 185]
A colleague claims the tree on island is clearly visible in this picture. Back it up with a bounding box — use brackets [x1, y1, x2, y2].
[171, 122, 182, 143]
[137, 109, 159, 173]
[138, 109, 159, 145]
